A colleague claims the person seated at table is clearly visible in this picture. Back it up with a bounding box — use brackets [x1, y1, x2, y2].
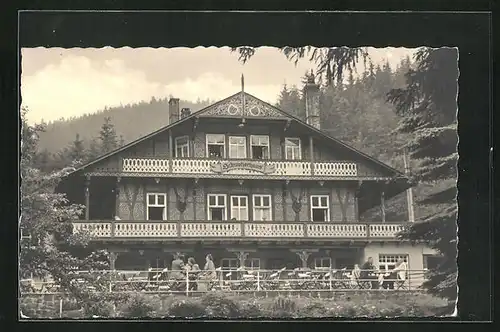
[186, 257, 201, 290]
[171, 253, 186, 280]
[187, 257, 200, 272]
[392, 258, 408, 287]
[352, 264, 361, 279]
[349, 264, 361, 287]
[382, 259, 407, 289]
[360, 257, 379, 289]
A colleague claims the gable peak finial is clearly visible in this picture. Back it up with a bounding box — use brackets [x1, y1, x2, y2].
[241, 74, 245, 92]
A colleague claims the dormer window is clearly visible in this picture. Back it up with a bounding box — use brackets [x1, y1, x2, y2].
[206, 134, 226, 158]
[285, 137, 301, 160]
[175, 136, 190, 157]
[250, 135, 269, 159]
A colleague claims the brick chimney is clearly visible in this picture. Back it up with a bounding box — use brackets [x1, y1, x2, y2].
[168, 98, 180, 123]
[181, 108, 191, 119]
[303, 71, 321, 129]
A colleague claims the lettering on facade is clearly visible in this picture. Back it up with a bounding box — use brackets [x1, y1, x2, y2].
[210, 161, 276, 174]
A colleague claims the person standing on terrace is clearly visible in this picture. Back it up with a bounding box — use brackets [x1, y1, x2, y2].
[360, 257, 378, 289]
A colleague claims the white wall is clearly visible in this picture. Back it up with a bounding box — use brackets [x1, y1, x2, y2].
[362, 242, 437, 289]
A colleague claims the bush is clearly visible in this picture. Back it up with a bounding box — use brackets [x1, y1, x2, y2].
[269, 296, 297, 318]
[299, 302, 330, 317]
[201, 293, 242, 318]
[62, 298, 80, 311]
[121, 294, 160, 318]
[20, 297, 58, 318]
[239, 302, 264, 318]
[167, 300, 206, 318]
[82, 300, 115, 318]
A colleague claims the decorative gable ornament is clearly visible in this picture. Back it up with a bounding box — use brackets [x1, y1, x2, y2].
[200, 92, 287, 119]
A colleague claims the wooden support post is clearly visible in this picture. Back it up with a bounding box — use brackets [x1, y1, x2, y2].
[84, 175, 91, 220]
[380, 190, 386, 223]
[403, 149, 415, 223]
[109, 251, 119, 271]
[295, 250, 311, 269]
[186, 270, 190, 296]
[309, 136, 315, 175]
[115, 177, 121, 219]
[234, 251, 248, 268]
[168, 129, 173, 172]
[355, 180, 362, 221]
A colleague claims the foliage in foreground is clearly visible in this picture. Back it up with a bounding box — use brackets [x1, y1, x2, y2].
[20, 107, 119, 313]
[387, 47, 459, 301]
[21, 292, 453, 319]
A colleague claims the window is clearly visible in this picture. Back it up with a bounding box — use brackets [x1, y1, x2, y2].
[423, 254, 443, 270]
[250, 135, 270, 159]
[378, 254, 409, 271]
[206, 134, 226, 158]
[314, 257, 331, 269]
[175, 136, 190, 157]
[221, 258, 240, 280]
[146, 193, 167, 221]
[285, 138, 301, 160]
[228, 136, 247, 159]
[207, 194, 227, 221]
[244, 258, 261, 270]
[253, 194, 272, 221]
[310, 195, 330, 222]
[230, 195, 249, 221]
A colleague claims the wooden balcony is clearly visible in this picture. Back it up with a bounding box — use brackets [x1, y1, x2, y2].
[121, 158, 357, 178]
[73, 221, 405, 240]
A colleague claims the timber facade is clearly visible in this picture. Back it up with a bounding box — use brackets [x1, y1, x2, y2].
[59, 75, 435, 277]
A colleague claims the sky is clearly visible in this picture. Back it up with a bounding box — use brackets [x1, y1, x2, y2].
[21, 47, 416, 124]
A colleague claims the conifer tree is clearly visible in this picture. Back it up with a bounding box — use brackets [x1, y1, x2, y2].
[87, 138, 102, 162]
[119, 135, 125, 147]
[99, 117, 118, 154]
[67, 133, 86, 165]
[277, 83, 304, 119]
[387, 47, 458, 302]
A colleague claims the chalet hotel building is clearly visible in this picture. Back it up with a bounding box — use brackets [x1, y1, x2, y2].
[59, 75, 437, 281]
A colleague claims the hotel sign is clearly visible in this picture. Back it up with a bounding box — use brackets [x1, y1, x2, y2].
[210, 161, 276, 174]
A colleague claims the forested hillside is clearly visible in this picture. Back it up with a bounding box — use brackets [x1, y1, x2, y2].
[37, 97, 213, 153]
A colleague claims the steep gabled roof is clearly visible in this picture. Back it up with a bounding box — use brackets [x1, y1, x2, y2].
[65, 91, 405, 177]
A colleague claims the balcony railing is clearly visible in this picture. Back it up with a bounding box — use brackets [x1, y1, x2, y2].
[121, 158, 357, 177]
[73, 221, 405, 240]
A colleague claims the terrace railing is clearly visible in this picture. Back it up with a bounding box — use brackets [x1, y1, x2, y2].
[19, 268, 428, 296]
[73, 221, 406, 240]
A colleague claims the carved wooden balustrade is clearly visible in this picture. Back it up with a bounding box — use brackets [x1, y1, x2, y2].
[73, 221, 405, 240]
[121, 158, 358, 177]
